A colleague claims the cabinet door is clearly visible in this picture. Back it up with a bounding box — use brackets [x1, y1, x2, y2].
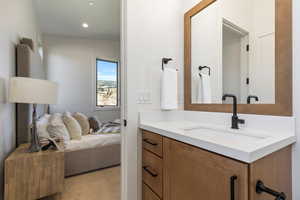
[249, 146, 292, 200]
[163, 138, 248, 200]
[143, 183, 161, 200]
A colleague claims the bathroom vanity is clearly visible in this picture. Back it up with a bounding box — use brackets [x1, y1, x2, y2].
[140, 114, 295, 200]
[140, 108, 295, 200]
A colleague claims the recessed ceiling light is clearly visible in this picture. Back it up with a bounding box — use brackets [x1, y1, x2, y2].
[82, 23, 89, 28]
[89, 1, 94, 6]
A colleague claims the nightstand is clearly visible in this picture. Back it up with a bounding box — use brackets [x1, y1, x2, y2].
[4, 144, 64, 200]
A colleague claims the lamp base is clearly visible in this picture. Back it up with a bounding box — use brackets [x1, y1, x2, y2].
[28, 103, 41, 153]
[28, 143, 41, 153]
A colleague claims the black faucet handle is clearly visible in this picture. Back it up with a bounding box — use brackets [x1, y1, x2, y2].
[238, 119, 245, 124]
[222, 94, 237, 102]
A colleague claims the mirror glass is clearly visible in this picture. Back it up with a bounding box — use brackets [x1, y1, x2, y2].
[191, 0, 275, 104]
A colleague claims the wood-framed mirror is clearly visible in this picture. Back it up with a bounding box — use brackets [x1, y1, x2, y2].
[184, 0, 292, 116]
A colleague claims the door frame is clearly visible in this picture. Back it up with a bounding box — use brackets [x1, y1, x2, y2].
[120, 0, 130, 200]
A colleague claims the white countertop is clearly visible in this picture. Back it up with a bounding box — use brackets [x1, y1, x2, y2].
[140, 116, 296, 163]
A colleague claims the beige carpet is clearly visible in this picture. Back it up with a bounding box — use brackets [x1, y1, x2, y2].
[44, 167, 120, 200]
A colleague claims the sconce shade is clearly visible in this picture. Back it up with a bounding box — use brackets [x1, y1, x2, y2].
[9, 77, 58, 105]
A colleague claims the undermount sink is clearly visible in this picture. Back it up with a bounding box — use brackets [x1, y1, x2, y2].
[182, 125, 271, 143]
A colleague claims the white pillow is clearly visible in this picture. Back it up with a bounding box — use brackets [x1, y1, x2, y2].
[62, 112, 82, 140]
[73, 112, 90, 135]
[47, 113, 71, 141]
[36, 114, 51, 139]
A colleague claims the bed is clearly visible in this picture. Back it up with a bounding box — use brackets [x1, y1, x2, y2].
[64, 133, 121, 177]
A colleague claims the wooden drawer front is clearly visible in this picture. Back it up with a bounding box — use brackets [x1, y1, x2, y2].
[143, 183, 161, 200]
[142, 149, 163, 198]
[142, 130, 163, 157]
[163, 138, 249, 200]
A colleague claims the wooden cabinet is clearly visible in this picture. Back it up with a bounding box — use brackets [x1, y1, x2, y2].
[5, 144, 64, 200]
[142, 130, 292, 200]
[163, 138, 248, 200]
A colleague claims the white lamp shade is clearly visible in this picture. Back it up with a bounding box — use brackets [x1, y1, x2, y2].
[9, 77, 58, 105]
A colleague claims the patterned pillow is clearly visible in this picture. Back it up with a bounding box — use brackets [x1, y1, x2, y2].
[73, 112, 90, 135]
[62, 112, 82, 140]
[88, 116, 101, 132]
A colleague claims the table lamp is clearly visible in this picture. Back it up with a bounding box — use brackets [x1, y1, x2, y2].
[9, 77, 58, 152]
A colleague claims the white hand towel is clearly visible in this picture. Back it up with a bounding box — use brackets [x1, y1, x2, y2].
[197, 73, 212, 103]
[161, 68, 178, 110]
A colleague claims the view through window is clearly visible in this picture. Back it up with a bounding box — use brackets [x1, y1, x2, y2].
[96, 59, 118, 107]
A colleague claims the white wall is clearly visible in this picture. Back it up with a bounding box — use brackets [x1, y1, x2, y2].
[248, 0, 275, 104]
[222, 28, 242, 102]
[44, 35, 120, 122]
[293, 0, 300, 198]
[0, 0, 41, 199]
[123, 0, 183, 199]
[220, 0, 251, 32]
[191, 2, 221, 103]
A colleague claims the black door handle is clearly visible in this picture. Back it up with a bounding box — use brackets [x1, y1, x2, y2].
[143, 139, 158, 146]
[256, 180, 286, 200]
[230, 175, 237, 200]
[143, 166, 158, 177]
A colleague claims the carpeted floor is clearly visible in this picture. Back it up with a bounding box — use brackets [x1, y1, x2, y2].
[44, 166, 120, 200]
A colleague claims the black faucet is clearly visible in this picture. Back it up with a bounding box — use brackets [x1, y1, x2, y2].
[247, 95, 259, 104]
[222, 94, 245, 129]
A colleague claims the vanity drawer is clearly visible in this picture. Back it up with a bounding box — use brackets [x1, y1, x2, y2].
[143, 183, 161, 200]
[142, 149, 163, 198]
[142, 130, 163, 157]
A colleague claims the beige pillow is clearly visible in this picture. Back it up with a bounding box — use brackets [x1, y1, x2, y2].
[73, 112, 90, 135]
[62, 113, 82, 140]
[47, 113, 70, 141]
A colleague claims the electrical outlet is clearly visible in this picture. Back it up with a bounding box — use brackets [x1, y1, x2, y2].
[137, 89, 152, 104]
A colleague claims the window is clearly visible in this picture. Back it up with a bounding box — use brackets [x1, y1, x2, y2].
[96, 59, 119, 108]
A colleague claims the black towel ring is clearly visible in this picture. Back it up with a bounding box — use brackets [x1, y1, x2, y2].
[162, 58, 173, 71]
[199, 66, 211, 76]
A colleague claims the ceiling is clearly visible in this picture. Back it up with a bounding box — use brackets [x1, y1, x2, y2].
[34, 0, 120, 40]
